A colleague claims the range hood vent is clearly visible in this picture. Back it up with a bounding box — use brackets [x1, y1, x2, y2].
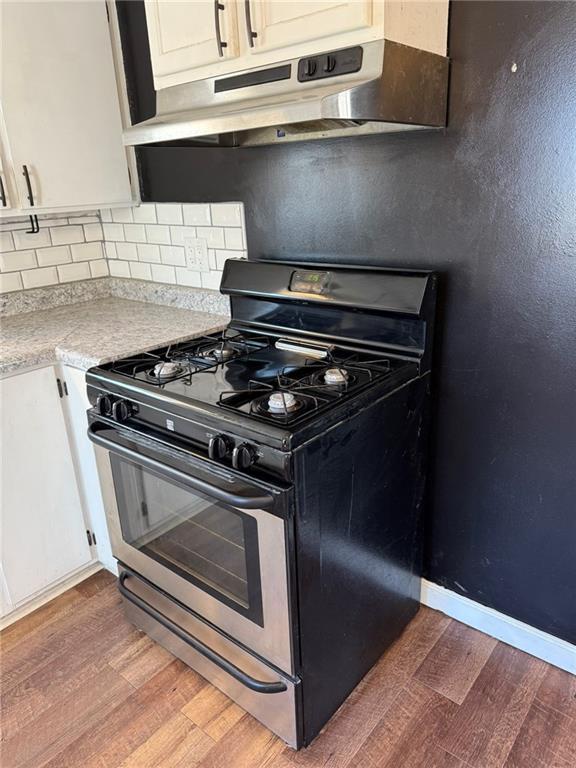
[123, 40, 449, 148]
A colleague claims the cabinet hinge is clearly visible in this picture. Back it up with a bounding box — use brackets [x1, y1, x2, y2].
[56, 378, 69, 397]
[86, 530, 97, 547]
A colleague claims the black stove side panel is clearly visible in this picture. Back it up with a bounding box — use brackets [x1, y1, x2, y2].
[293, 375, 430, 745]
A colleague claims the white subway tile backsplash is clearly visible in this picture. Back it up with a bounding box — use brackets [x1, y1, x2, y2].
[50, 225, 84, 246]
[196, 226, 225, 249]
[160, 245, 186, 267]
[90, 259, 109, 278]
[214, 249, 243, 270]
[156, 204, 183, 225]
[116, 242, 138, 261]
[104, 242, 118, 260]
[71, 242, 103, 262]
[13, 228, 52, 250]
[183, 204, 211, 226]
[151, 263, 176, 284]
[123, 223, 147, 243]
[109, 260, 131, 278]
[83, 223, 103, 241]
[22, 266, 59, 289]
[0, 272, 23, 293]
[112, 207, 134, 224]
[175, 267, 202, 288]
[1, 249, 37, 272]
[129, 261, 152, 281]
[145, 224, 171, 245]
[224, 228, 244, 250]
[103, 223, 125, 241]
[200, 271, 222, 290]
[57, 262, 91, 283]
[1, 201, 245, 295]
[36, 246, 71, 267]
[170, 225, 196, 246]
[0, 232, 14, 252]
[132, 204, 157, 224]
[211, 203, 242, 227]
[136, 243, 161, 263]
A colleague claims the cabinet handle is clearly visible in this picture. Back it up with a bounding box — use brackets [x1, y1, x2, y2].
[0, 174, 7, 207]
[244, 1, 257, 47]
[22, 164, 35, 206]
[214, 1, 228, 57]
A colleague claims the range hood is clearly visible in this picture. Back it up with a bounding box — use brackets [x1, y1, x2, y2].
[123, 40, 449, 148]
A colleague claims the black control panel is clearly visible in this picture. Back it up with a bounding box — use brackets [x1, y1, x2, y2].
[297, 46, 363, 83]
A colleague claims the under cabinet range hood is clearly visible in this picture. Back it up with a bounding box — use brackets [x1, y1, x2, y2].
[123, 40, 449, 148]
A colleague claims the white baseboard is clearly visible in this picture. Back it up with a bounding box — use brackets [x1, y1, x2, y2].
[421, 579, 576, 675]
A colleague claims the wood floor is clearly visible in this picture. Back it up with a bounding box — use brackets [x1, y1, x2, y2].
[1, 571, 574, 768]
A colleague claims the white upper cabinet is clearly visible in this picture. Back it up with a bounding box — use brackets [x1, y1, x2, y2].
[145, 0, 240, 89]
[245, 1, 379, 59]
[146, 0, 448, 91]
[0, 1, 132, 215]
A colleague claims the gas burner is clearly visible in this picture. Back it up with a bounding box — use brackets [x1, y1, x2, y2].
[323, 367, 349, 386]
[199, 343, 236, 363]
[254, 391, 307, 418]
[148, 361, 186, 382]
[268, 391, 299, 413]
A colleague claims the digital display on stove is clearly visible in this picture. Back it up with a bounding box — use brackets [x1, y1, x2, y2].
[289, 270, 330, 295]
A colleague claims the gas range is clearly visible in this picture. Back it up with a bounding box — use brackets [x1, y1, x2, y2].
[86, 258, 438, 748]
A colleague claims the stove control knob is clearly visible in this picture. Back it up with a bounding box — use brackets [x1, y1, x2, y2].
[232, 443, 257, 470]
[96, 394, 112, 417]
[112, 399, 132, 422]
[208, 434, 232, 461]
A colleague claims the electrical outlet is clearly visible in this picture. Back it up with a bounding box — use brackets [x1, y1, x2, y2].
[184, 236, 209, 272]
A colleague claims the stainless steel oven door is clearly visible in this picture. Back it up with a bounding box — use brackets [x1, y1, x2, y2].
[89, 421, 294, 674]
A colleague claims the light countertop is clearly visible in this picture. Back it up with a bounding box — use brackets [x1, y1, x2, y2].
[0, 297, 229, 376]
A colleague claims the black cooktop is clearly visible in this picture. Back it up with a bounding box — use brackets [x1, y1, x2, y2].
[99, 328, 408, 427]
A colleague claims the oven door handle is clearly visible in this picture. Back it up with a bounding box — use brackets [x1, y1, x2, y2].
[88, 424, 274, 510]
[119, 571, 287, 694]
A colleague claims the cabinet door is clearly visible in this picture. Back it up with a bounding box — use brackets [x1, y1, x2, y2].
[145, 0, 240, 88]
[0, 367, 92, 606]
[62, 366, 115, 574]
[0, 1, 131, 212]
[246, 1, 375, 56]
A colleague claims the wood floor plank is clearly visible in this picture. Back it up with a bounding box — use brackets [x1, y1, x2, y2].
[504, 699, 576, 768]
[535, 665, 576, 720]
[347, 679, 461, 768]
[73, 569, 115, 598]
[0, 587, 87, 653]
[438, 642, 547, 768]
[109, 633, 175, 687]
[41, 660, 207, 768]
[267, 607, 451, 768]
[414, 619, 497, 703]
[1, 604, 139, 741]
[119, 712, 214, 768]
[181, 684, 245, 741]
[196, 714, 284, 768]
[1, 664, 134, 768]
[2, 577, 571, 768]
[1, 585, 122, 692]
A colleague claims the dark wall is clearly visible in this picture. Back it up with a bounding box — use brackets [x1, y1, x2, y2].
[117, 1, 576, 643]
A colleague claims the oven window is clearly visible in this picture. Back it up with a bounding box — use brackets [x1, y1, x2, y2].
[111, 457, 263, 624]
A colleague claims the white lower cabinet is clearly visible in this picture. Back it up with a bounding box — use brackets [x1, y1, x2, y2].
[0, 366, 93, 610]
[62, 365, 115, 574]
